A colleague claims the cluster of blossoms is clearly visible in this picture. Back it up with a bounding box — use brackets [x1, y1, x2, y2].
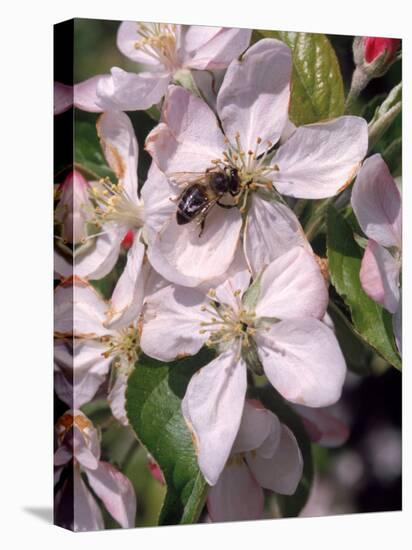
[54, 21, 401, 529]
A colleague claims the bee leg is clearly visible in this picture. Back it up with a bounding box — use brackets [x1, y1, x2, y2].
[216, 200, 235, 209]
[198, 218, 206, 238]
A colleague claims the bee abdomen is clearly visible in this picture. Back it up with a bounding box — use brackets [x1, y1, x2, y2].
[176, 184, 209, 225]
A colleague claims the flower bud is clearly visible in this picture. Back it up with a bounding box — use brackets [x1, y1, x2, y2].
[121, 229, 135, 250]
[353, 36, 400, 78]
[363, 37, 400, 64]
[55, 170, 91, 244]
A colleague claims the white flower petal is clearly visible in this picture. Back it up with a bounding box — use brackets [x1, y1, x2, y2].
[74, 75, 107, 113]
[105, 237, 146, 329]
[147, 204, 242, 287]
[140, 284, 209, 361]
[351, 154, 402, 248]
[244, 195, 310, 276]
[255, 247, 328, 320]
[232, 400, 280, 455]
[146, 85, 225, 174]
[273, 116, 368, 199]
[255, 319, 346, 407]
[207, 462, 263, 522]
[73, 467, 104, 531]
[360, 240, 400, 313]
[97, 111, 139, 198]
[108, 369, 130, 426]
[117, 21, 171, 68]
[85, 461, 136, 528]
[246, 424, 303, 495]
[182, 346, 247, 485]
[213, 269, 251, 312]
[97, 67, 170, 111]
[183, 27, 252, 70]
[54, 82, 72, 115]
[54, 339, 111, 408]
[292, 404, 349, 447]
[217, 38, 292, 152]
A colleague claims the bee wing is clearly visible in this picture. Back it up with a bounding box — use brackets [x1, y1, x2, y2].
[168, 171, 209, 187]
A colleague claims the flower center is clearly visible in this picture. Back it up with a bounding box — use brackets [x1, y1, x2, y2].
[199, 289, 256, 352]
[101, 325, 140, 365]
[90, 178, 144, 231]
[134, 23, 178, 72]
[210, 132, 279, 212]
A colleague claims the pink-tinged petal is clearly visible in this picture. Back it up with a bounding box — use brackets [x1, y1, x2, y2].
[147, 205, 242, 287]
[207, 461, 264, 522]
[105, 238, 146, 329]
[108, 369, 129, 426]
[351, 154, 401, 248]
[146, 85, 225, 173]
[97, 111, 139, 198]
[74, 75, 108, 113]
[54, 279, 109, 338]
[293, 404, 350, 447]
[183, 26, 252, 70]
[256, 319, 346, 407]
[244, 195, 310, 276]
[192, 68, 225, 112]
[85, 461, 136, 528]
[247, 424, 303, 495]
[73, 467, 104, 531]
[140, 284, 209, 361]
[97, 67, 170, 111]
[255, 247, 328, 320]
[54, 340, 111, 408]
[360, 240, 400, 313]
[182, 346, 247, 485]
[117, 21, 171, 68]
[213, 269, 251, 312]
[55, 228, 123, 281]
[273, 116, 368, 199]
[54, 82, 73, 115]
[141, 162, 176, 243]
[393, 300, 402, 355]
[217, 38, 292, 152]
[54, 170, 91, 245]
[232, 400, 280, 455]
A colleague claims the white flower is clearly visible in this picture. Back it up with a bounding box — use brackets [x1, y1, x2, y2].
[76, 23, 251, 112]
[207, 400, 303, 522]
[54, 410, 136, 530]
[144, 38, 368, 286]
[141, 247, 346, 484]
[351, 154, 402, 352]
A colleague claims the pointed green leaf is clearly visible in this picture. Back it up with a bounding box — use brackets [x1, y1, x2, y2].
[258, 31, 345, 126]
[75, 120, 114, 180]
[126, 350, 215, 525]
[327, 206, 401, 370]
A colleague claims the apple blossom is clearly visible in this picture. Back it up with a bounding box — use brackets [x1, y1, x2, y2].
[207, 400, 303, 522]
[54, 410, 136, 530]
[76, 23, 251, 113]
[293, 404, 350, 447]
[54, 267, 145, 414]
[351, 154, 401, 352]
[141, 246, 346, 484]
[145, 38, 368, 285]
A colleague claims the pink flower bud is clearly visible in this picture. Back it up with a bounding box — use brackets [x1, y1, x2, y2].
[121, 229, 135, 250]
[147, 457, 165, 485]
[363, 37, 400, 64]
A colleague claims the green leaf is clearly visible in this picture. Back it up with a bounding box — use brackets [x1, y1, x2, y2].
[250, 384, 314, 517]
[75, 120, 114, 180]
[327, 206, 401, 370]
[126, 350, 215, 525]
[257, 31, 345, 126]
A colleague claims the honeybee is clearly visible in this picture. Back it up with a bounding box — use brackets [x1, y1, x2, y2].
[171, 168, 240, 233]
